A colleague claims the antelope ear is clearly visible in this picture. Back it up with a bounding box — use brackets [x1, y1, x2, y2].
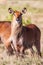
[8, 8, 14, 14]
[22, 7, 27, 14]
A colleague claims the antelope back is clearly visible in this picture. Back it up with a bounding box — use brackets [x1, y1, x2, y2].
[0, 21, 11, 40]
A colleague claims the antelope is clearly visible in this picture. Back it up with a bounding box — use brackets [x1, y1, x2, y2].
[8, 8, 41, 57]
[0, 21, 14, 54]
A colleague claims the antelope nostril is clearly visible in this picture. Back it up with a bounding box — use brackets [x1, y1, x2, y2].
[16, 18, 19, 21]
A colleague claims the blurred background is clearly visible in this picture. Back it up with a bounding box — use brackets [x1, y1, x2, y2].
[0, 0, 43, 25]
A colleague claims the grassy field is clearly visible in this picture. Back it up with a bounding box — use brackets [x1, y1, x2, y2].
[0, 44, 43, 65]
[0, 0, 43, 65]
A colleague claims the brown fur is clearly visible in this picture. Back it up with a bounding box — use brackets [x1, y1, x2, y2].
[0, 21, 13, 54]
[16, 24, 41, 56]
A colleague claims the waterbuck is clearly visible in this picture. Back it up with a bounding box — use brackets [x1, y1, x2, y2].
[8, 8, 41, 57]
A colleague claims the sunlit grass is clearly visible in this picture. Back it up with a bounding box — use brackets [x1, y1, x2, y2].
[22, 17, 31, 26]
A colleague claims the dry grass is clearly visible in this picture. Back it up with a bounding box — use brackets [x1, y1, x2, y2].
[0, 43, 43, 65]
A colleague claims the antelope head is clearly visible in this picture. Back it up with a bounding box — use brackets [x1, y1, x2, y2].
[8, 7, 27, 36]
[8, 7, 27, 25]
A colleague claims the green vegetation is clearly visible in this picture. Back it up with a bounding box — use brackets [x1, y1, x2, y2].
[5, 13, 31, 25]
[22, 17, 31, 26]
[5, 14, 13, 21]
